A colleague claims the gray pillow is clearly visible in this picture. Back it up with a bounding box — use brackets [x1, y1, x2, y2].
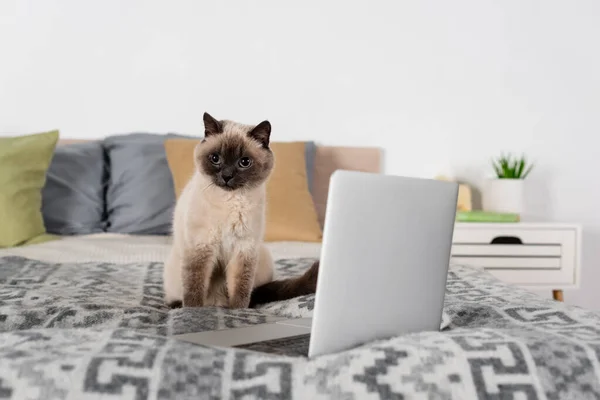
[103, 132, 190, 235]
[42, 142, 107, 235]
[304, 141, 316, 195]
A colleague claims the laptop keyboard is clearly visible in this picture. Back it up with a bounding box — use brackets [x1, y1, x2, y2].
[234, 334, 311, 357]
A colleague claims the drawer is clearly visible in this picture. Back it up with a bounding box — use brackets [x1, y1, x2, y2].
[452, 244, 561, 257]
[450, 256, 560, 269]
[452, 227, 573, 246]
[451, 224, 581, 288]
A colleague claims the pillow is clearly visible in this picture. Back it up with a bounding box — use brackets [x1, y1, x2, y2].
[163, 138, 198, 198]
[0, 130, 60, 247]
[42, 141, 107, 235]
[265, 142, 322, 241]
[164, 139, 322, 242]
[103, 133, 190, 235]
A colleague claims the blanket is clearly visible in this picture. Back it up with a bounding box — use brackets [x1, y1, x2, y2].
[0, 255, 599, 399]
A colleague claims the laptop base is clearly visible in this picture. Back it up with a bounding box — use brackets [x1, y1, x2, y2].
[172, 318, 313, 350]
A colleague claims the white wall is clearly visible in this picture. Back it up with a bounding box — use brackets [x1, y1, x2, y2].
[2, 0, 599, 308]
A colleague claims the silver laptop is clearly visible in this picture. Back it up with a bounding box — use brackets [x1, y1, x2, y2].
[173, 170, 458, 358]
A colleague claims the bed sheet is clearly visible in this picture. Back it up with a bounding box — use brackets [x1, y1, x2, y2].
[0, 233, 322, 263]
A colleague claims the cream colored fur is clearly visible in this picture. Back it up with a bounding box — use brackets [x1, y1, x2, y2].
[162, 134, 275, 307]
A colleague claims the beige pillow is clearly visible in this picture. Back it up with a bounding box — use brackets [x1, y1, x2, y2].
[164, 138, 198, 198]
[164, 139, 322, 242]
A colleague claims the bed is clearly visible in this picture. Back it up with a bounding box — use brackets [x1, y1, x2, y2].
[1, 144, 600, 399]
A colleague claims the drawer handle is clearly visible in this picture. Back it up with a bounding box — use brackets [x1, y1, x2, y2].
[490, 236, 523, 245]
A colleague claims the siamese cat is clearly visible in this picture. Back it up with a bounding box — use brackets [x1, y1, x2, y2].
[163, 112, 319, 309]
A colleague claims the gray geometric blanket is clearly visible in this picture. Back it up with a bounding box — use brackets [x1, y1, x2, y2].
[1, 255, 600, 399]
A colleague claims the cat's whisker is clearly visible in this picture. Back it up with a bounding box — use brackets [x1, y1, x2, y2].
[202, 182, 215, 193]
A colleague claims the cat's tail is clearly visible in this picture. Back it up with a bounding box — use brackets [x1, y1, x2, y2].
[249, 260, 320, 307]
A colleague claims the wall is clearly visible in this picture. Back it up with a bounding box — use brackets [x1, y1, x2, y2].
[1, 0, 599, 308]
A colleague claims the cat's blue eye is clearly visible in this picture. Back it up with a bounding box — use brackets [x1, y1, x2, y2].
[209, 153, 221, 165]
[238, 157, 252, 168]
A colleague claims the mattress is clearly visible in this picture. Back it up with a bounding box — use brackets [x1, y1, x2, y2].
[1, 234, 600, 399]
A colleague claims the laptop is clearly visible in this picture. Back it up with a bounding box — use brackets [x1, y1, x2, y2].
[173, 170, 458, 358]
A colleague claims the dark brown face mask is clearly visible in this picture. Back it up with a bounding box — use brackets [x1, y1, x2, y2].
[197, 112, 274, 191]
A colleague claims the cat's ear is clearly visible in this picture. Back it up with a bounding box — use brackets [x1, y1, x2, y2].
[248, 120, 271, 148]
[203, 112, 223, 137]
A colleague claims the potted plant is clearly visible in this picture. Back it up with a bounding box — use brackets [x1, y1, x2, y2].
[483, 153, 534, 214]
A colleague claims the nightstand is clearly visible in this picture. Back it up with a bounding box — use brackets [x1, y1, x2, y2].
[451, 222, 582, 301]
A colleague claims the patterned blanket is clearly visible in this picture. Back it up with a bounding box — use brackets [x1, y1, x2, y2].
[1, 255, 599, 399]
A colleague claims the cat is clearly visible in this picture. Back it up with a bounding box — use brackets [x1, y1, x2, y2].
[163, 112, 319, 309]
[163, 112, 274, 308]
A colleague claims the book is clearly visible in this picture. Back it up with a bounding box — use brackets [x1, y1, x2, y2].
[456, 210, 520, 223]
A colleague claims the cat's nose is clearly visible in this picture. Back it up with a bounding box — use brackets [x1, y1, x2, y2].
[222, 172, 233, 183]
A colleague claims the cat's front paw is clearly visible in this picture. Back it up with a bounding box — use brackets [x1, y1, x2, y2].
[228, 295, 251, 309]
[183, 293, 204, 308]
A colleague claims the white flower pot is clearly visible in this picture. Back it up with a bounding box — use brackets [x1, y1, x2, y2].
[483, 179, 524, 214]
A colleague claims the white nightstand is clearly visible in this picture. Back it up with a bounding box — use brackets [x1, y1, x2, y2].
[451, 222, 582, 301]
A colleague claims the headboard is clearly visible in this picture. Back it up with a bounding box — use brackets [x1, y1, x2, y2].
[57, 140, 382, 227]
[311, 146, 382, 226]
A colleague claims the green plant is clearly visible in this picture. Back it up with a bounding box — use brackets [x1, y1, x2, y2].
[491, 153, 534, 179]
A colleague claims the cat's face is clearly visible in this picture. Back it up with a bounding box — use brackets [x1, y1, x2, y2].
[195, 112, 274, 191]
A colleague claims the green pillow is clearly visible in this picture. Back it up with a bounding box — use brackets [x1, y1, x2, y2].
[0, 130, 60, 248]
